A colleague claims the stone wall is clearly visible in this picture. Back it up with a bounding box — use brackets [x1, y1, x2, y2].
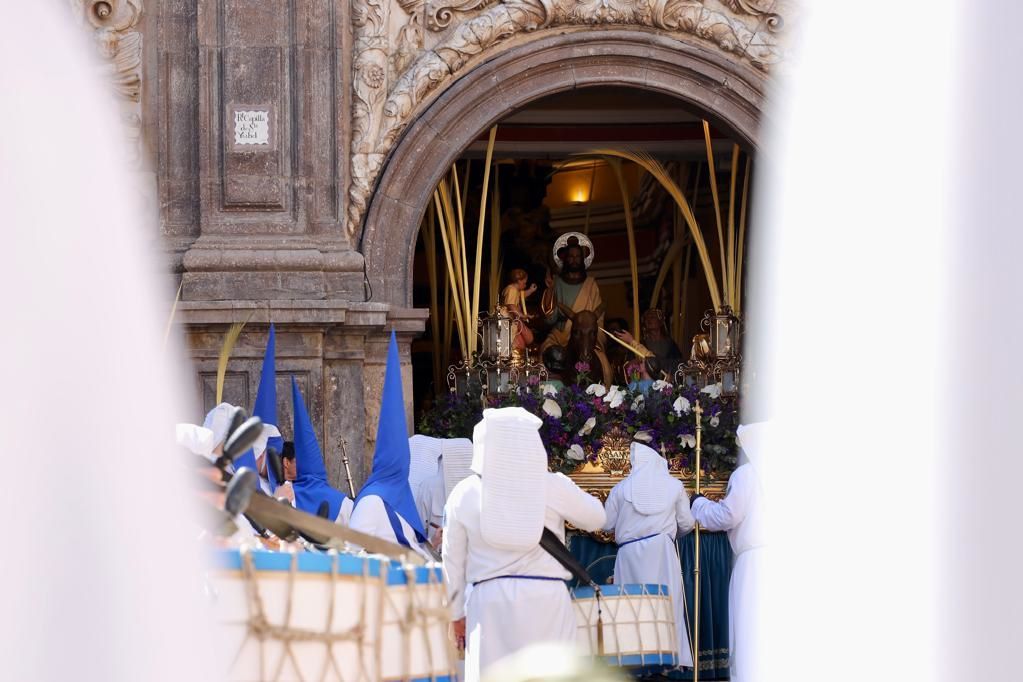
[97, 0, 787, 484]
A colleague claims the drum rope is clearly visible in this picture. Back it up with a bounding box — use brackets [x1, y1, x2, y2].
[237, 549, 367, 682]
[379, 563, 452, 681]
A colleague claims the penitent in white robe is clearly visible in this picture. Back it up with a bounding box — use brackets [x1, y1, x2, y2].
[443, 472, 606, 682]
[603, 476, 695, 667]
[691, 462, 764, 682]
[349, 494, 432, 560]
[416, 470, 445, 548]
[334, 496, 355, 526]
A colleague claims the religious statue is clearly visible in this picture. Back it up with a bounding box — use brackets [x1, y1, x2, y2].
[541, 232, 612, 384]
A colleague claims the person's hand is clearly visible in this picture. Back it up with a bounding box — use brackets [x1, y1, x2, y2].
[616, 329, 636, 345]
[544, 270, 554, 288]
[430, 527, 443, 549]
[275, 481, 295, 503]
[525, 283, 538, 296]
[452, 618, 466, 651]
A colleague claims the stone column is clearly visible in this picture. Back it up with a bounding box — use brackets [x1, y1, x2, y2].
[183, 0, 364, 303]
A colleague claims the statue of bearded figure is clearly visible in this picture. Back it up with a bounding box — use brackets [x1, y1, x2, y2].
[541, 233, 612, 383]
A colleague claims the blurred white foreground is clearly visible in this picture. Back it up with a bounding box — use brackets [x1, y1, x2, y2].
[0, 3, 218, 680]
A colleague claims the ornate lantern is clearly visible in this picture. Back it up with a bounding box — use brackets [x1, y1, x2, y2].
[706, 306, 741, 360]
[514, 351, 549, 389]
[478, 307, 516, 364]
[677, 362, 711, 389]
[714, 362, 740, 397]
[447, 359, 482, 397]
[483, 361, 513, 396]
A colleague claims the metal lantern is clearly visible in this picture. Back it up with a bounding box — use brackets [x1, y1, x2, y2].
[478, 306, 516, 363]
[679, 364, 710, 389]
[447, 360, 482, 397]
[483, 361, 513, 395]
[704, 306, 741, 360]
[716, 363, 740, 397]
[514, 353, 549, 389]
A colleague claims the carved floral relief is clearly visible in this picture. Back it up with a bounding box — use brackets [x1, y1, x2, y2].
[348, 0, 785, 240]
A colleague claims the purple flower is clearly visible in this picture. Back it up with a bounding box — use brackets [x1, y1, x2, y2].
[574, 361, 590, 373]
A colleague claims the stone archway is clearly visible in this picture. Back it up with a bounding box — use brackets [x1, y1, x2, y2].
[360, 28, 767, 307]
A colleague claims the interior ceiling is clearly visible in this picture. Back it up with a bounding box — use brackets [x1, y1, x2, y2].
[463, 86, 740, 159]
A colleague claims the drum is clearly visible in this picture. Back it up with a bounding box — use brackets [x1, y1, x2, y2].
[570, 583, 678, 669]
[209, 548, 456, 682]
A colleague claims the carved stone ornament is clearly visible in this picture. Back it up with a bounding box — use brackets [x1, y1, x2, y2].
[347, 0, 784, 240]
[71, 0, 144, 164]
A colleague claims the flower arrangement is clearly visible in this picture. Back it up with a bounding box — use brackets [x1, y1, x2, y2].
[418, 371, 739, 475]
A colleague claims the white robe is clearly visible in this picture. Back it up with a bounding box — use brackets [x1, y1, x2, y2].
[443, 472, 606, 682]
[416, 470, 445, 547]
[349, 494, 432, 560]
[691, 463, 764, 682]
[335, 496, 355, 526]
[603, 476, 695, 667]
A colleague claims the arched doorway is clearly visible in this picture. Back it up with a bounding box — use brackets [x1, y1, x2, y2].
[361, 28, 766, 307]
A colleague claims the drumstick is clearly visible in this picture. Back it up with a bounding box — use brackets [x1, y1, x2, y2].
[599, 327, 649, 359]
[224, 468, 257, 516]
[204, 465, 425, 563]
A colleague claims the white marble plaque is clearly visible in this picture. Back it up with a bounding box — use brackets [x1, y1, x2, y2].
[234, 110, 269, 145]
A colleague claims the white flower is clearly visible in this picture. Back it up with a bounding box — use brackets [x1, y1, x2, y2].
[672, 396, 691, 416]
[567, 443, 586, 461]
[652, 379, 672, 392]
[541, 383, 559, 397]
[578, 417, 596, 437]
[603, 385, 624, 409]
[585, 383, 607, 397]
[634, 430, 653, 443]
[630, 394, 645, 412]
[679, 433, 696, 449]
[710, 415, 720, 428]
[700, 382, 723, 399]
[542, 398, 562, 419]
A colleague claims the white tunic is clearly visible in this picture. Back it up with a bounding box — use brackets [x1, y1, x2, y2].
[691, 463, 764, 682]
[443, 472, 606, 682]
[335, 496, 355, 526]
[603, 476, 695, 667]
[416, 470, 445, 547]
[349, 494, 432, 560]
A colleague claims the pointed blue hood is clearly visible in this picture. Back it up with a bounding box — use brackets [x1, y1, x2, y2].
[356, 332, 426, 541]
[254, 324, 284, 488]
[291, 377, 347, 520]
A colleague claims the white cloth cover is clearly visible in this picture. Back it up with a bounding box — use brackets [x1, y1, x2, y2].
[348, 494, 431, 561]
[443, 471, 606, 682]
[252, 423, 282, 457]
[691, 421, 768, 682]
[176, 424, 216, 459]
[408, 434, 443, 500]
[604, 464, 695, 667]
[442, 437, 474, 500]
[473, 407, 548, 551]
[622, 442, 678, 515]
[201, 402, 236, 448]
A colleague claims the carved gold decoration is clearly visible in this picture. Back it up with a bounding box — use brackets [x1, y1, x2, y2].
[569, 464, 728, 501]
[595, 426, 631, 476]
[346, 0, 784, 239]
[569, 468, 728, 544]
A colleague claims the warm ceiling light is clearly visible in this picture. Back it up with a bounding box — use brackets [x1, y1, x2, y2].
[571, 187, 588, 204]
